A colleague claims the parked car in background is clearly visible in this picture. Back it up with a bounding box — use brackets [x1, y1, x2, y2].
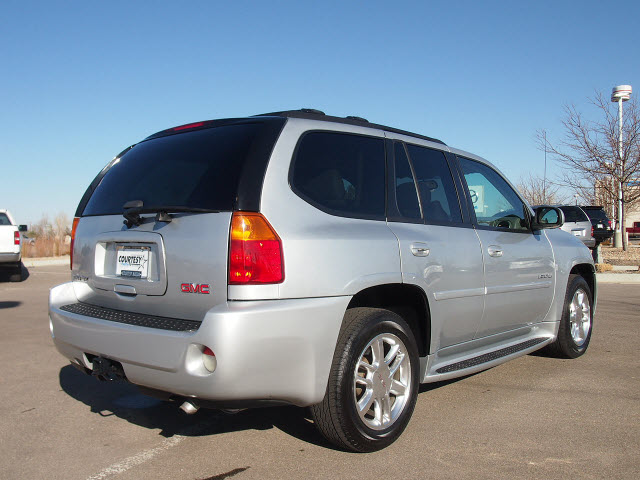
[21, 233, 36, 245]
[627, 221, 640, 238]
[580, 206, 614, 245]
[49, 110, 596, 452]
[0, 209, 27, 282]
[557, 205, 596, 248]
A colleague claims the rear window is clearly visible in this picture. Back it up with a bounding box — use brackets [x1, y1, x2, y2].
[582, 208, 608, 221]
[0, 213, 11, 225]
[83, 124, 263, 216]
[290, 131, 386, 220]
[560, 206, 589, 222]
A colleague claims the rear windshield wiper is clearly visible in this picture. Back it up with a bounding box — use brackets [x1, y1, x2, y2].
[122, 200, 220, 228]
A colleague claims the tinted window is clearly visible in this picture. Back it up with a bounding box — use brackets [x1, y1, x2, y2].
[406, 144, 462, 223]
[83, 124, 262, 215]
[394, 143, 421, 219]
[291, 132, 386, 219]
[0, 213, 10, 225]
[560, 206, 589, 222]
[458, 157, 529, 232]
[581, 208, 608, 222]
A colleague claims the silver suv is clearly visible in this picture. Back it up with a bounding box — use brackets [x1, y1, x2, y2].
[49, 110, 596, 452]
[556, 205, 596, 248]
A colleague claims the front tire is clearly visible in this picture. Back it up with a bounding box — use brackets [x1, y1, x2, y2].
[544, 274, 593, 358]
[311, 307, 420, 452]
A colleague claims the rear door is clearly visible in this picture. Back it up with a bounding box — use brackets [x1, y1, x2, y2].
[385, 138, 485, 350]
[456, 156, 555, 338]
[72, 121, 281, 321]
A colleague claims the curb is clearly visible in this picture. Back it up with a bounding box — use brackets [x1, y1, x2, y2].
[596, 273, 640, 284]
[23, 256, 69, 267]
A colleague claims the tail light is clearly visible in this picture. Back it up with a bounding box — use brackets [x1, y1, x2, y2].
[70, 217, 80, 270]
[14, 231, 20, 245]
[608, 220, 612, 228]
[591, 226, 594, 236]
[229, 212, 283, 284]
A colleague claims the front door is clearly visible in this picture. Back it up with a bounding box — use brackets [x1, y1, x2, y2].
[457, 156, 555, 338]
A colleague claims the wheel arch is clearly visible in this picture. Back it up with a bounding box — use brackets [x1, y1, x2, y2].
[346, 283, 431, 356]
[570, 262, 596, 307]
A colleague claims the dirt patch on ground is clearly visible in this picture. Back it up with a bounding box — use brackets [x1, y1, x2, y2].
[600, 246, 640, 266]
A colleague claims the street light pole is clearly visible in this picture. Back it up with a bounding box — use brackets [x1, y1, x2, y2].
[611, 85, 632, 248]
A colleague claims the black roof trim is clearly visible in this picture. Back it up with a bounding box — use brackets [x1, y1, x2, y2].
[254, 109, 446, 146]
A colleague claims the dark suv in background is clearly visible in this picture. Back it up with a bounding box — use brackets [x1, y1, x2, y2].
[581, 206, 614, 246]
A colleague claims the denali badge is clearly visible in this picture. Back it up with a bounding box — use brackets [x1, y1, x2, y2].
[180, 283, 210, 294]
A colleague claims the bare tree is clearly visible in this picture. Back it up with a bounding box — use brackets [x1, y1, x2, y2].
[516, 174, 568, 206]
[539, 92, 640, 250]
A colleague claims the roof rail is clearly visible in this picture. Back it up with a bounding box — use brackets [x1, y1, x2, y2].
[254, 109, 446, 145]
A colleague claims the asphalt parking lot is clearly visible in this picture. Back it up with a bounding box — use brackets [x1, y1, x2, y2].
[0, 266, 638, 480]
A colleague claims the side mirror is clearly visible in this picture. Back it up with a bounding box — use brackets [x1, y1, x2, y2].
[18, 224, 28, 232]
[531, 206, 564, 230]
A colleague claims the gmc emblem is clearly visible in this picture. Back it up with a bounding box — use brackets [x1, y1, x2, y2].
[180, 283, 210, 294]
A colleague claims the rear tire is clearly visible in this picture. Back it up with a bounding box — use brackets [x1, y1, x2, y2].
[542, 274, 592, 358]
[311, 307, 420, 452]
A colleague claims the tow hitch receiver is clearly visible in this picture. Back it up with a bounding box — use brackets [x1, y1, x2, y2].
[91, 357, 126, 381]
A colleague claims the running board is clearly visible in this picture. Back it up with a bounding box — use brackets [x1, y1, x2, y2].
[435, 337, 548, 374]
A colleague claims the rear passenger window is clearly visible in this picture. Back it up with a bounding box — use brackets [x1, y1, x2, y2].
[291, 132, 386, 219]
[405, 144, 462, 224]
[394, 143, 421, 219]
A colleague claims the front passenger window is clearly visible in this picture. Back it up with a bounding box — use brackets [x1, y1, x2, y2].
[458, 157, 529, 232]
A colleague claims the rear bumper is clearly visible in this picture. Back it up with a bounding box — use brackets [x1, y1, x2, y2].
[49, 282, 350, 407]
[593, 230, 613, 242]
[0, 252, 21, 264]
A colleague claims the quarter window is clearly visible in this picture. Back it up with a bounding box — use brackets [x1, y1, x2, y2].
[458, 157, 529, 232]
[291, 132, 386, 219]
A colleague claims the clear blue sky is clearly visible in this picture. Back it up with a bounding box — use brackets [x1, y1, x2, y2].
[2, 0, 639, 225]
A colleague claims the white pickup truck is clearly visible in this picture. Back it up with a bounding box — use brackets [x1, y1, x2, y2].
[0, 209, 27, 282]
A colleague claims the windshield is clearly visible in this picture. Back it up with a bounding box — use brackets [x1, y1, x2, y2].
[83, 123, 264, 216]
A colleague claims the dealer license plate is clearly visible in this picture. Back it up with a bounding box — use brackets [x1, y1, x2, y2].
[116, 247, 150, 279]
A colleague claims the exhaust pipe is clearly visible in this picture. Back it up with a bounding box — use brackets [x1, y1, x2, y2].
[179, 399, 200, 415]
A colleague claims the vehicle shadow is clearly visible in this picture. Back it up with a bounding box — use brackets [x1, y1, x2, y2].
[58, 365, 333, 449]
[0, 301, 22, 309]
[59, 364, 470, 450]
[0, 262, 30, 283]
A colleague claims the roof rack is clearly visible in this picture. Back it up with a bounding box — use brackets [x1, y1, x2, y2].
[254, 109, 445, 145]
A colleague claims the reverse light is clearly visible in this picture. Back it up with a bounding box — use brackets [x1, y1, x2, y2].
[202, 347, 217, 373]
[70, 217, 80, 270]
[229, 212, 284, 285]
[14, 231, 20, 246]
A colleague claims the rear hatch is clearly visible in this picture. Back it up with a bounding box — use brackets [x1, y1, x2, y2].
[72, 118, 284, 321]
[560, 206, 592, 241]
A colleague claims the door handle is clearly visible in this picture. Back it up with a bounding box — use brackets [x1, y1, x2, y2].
[487, 246, 503, 257]
[410, 243, 430, 257]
